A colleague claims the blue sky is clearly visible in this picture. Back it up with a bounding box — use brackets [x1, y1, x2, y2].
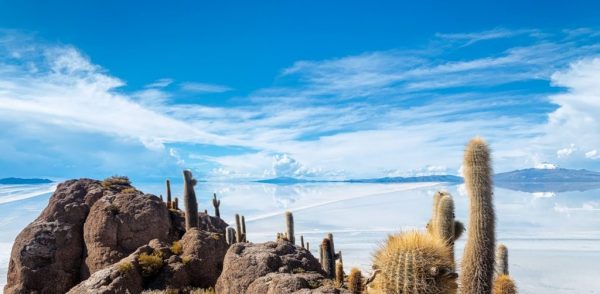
[1, 1, 600, 181]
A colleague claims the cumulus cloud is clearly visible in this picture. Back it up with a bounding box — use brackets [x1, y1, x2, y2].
[585, 150, 600, 159]
[557, 144, 577, 158]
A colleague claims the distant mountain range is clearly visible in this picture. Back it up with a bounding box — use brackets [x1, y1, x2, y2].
[0, 177, 53, 184]
[257, 168, 600, 192]
[494, 168, 600, 192]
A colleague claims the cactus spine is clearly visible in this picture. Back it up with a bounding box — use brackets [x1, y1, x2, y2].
[348, 268, 363, 294]
[226, 227, 236, 245]
[371, 231, 457, 294]
[492, 275, 517, 294]
[285, 211, 295, 245]
[235, 214, 243, 243]
[335, 261, 344, 287]
[321, 238, 335, 278]
[166, 179, 172, 209]
[212, 193, 221, 218]
[183, 170, 198, 230]
[460, 137, 496, 294]
[241, 215, 247, 242]
[495, 244, 509, 276]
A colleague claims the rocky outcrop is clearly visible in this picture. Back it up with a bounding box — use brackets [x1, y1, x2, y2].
[82, 191, 171, 277]
[216, 240, 341, 294]
[179, 228, 229, 288]
[4, 179, 174, 294]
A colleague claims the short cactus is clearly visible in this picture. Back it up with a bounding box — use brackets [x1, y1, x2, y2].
[212, 193, 221, 218]
[335, 261, 344, 287]
[321, 238, 335, 278]
[460, 137, 496, 294]
[427, 191, 449, 234]
[166, 179, 172, 209]
[183, 170, 198, 229]
[241, 215, 247, 242]
[348, 268, 363, 294]
[226, 227, 236, 245]
[432, 194, 459, 267]
[306, 242, 310, 251]
[371, 231, 458, 294]
[495, 244, 509, 276]
[285, 211, 295, 245]
[492, 275, 517, 294]
[301, 235, 305, 249]
[173, 197, 179, 210]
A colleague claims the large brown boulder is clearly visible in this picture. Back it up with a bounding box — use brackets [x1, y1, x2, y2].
[82, 191, 171, 277]
[4, 178, 174, 294]
[4, 179, 103, 294]
[179, 228, 229, 288]
[215, 241, 327, 294]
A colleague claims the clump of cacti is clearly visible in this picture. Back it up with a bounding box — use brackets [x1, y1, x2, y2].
[320, 238, 335, 278]
[182, 170, 198, 230]
[348, 268, 363, 294]
[166, 179, 172, 209]
[212, 193, 221, 218]
[460, 137, 495, 294]
[370, 231, 458, 293]
[285, 211, 295, 245]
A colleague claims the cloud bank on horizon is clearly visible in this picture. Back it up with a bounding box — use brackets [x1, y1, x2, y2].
[1, 28, 600, 181]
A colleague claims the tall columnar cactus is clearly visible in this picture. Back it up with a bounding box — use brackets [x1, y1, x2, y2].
[306, 242, 309, 251]
[241, 215, 247, 242]
[492, 275, 517, 294]
[460, 137, 496, 294]
[348, 268, 363, 294]
[183, 170, 199, 230]
[335, 261, 344, 287]
[212, 193, 221, 218]
[371, 231, 458, 294]
[235, 214, 243, 243]
[226, 227, 236, 245]
[432, 194, 459, 267]
[321, 238, 335, 278]
[301, 235, 305, 249]
[285, 211, 295, 245]
[327, 233, 336, 260]
[166, 179, 172, 209]
[495, 244, 509, 276]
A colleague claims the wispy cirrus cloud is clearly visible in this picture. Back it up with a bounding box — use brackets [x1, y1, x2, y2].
[180, 82, 232, 93]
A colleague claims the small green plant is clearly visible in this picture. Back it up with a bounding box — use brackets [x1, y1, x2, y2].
[291, 267, 306, 274]
[182, 255, 191, 265]
[121, 188, 136, 194]
[307, 280, 321, 289]
[117, 261, 133, 273]
[170, 241, 183, 255]
[138, 251, 163, 278]
[101, 175, 131, 188]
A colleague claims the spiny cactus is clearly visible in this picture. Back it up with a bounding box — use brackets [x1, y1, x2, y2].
[159, 194, 163, 202]
[495, 244, 509, 276]
[337, 250, 343, 264]
[348, 268, 363, 294]
[173, 197, 179, 210]
[183, 170, 199, 229]
[301, 235, 305, 249]
[321, 238, 335, 278]
[212, 193, 221, 218]
[285, 211, 295, 245]
[226, 227, 236, 245]
[235, 214, 243, 243]
[371, 231, 458, 294]
[306, 242, 310, 251]
[460, 137, 496, 294]
[166, 179, 172, 209]
[335, 261, 344, 288]
[241, 215, 247, 242]
[427, 191, 449, 234]
[432, 194, 458, 267]
[492, 275, 517, 294]
[327, 233, 336, 260]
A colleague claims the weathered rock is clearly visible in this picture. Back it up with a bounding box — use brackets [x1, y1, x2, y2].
[67, 246, 153, 294]
[82, 191, 171, 277]
[179, 228, 229, 288]
[4, 179, 103, 294]
[168, 210, 228, 240]
[247, 272, 325, 294]
[215, 241, 326, 294]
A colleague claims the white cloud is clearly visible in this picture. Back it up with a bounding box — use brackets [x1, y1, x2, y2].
[145, 78, 173, 88]
[180, 82, 232, 93]
[557, 144, 576, 158]
[585, 150, 600, 159]
[169, 148, 185, 166]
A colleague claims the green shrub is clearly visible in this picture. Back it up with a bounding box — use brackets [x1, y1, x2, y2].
[117, 261, 133, 273]
[121, 187, 136, 194]
[102, 175, 131, 188]
[170, 241, 183, 255]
